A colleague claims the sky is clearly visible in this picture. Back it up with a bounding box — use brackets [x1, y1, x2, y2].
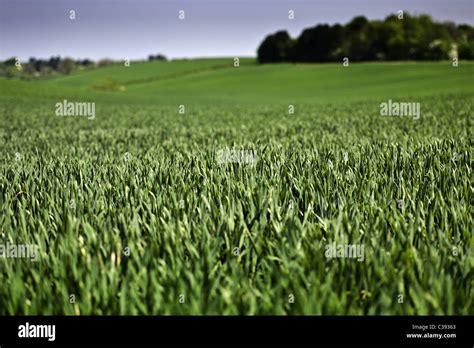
[1, 0, 473, 60]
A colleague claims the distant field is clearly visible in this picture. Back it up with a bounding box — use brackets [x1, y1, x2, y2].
[2, 60, 474, 105]
[0, 60, 472, 315]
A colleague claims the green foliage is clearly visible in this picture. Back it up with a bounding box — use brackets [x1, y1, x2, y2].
[98, 59, 114, 68]
[1, 56, 88, 79]
[257, 31, 296, 63]
[257, 13, 474, 63]
[58, 58, 76, 75]
[458, 41, 474, 59]
[0, 60, 472, 315]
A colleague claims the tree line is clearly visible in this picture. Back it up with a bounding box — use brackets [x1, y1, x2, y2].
[0, 54, 167, 79]
[257, 13, 474, 63]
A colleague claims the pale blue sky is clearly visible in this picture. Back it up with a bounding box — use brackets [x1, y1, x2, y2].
[1, 0, 473, 60]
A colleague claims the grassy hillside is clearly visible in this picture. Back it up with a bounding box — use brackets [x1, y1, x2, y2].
[126, 61, 474, 105]
[48, 58, 253, 88]
[2, 59, 473, 105]
[0, 60, 472, 315]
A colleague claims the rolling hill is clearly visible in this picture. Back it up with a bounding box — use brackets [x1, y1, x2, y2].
[1, 59, 473, 106]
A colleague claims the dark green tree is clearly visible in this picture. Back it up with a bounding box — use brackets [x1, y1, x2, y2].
[257, 31, 294, 63]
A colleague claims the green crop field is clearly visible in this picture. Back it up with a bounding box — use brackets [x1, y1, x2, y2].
[0, 60, 472, 315]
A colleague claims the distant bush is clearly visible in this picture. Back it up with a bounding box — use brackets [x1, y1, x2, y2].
[4, 66, 20, 78]
[458, 41, 474, 59]
[148, 54, 167, 61]
[97, 59, 114, 68]
[91, 78, 125, 91]
[58, 58, 76, 75]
